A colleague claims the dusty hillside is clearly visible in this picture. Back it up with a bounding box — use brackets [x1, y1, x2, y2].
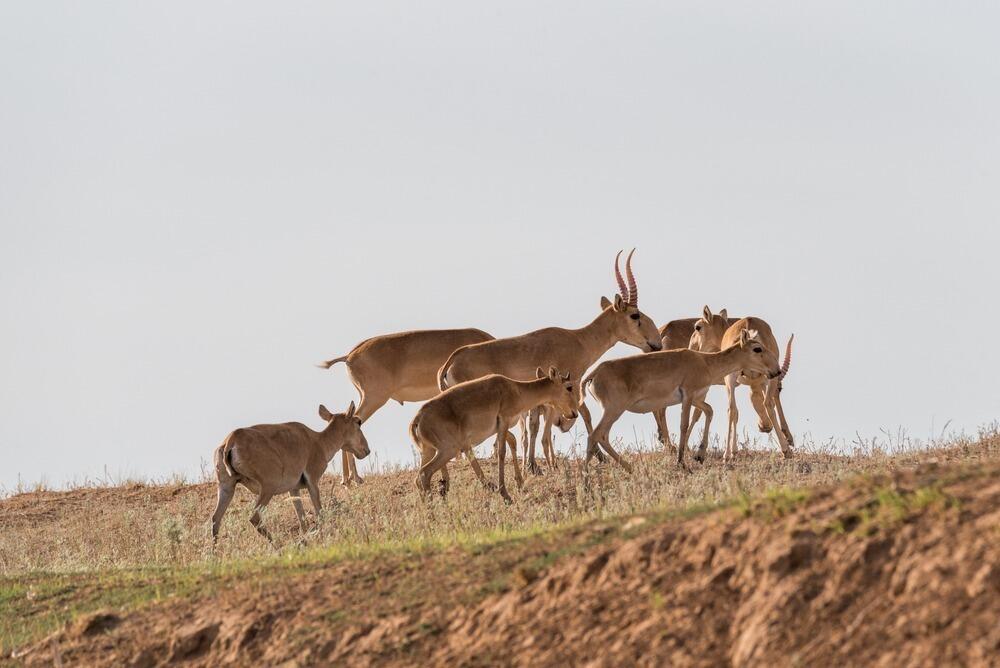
[5, 432, 1000, 667]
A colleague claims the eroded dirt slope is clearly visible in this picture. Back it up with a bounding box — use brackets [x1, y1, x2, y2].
[10, 459, 1000, 667]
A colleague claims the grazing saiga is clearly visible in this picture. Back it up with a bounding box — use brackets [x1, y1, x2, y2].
[689, 313, 794, 461]
[583, 329, 782, 471]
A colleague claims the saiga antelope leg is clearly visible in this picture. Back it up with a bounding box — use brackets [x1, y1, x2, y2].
[249, 491, 275, 542]
[653, 408, 675, 453]
[677, 393, 694, 472]
[588, 408, 633, 474]
[540, 416, 558, 470]
[289, 488, 308, 532]
[341, 393, 389, 486]
[693, 398, 714, 463]
[506, 433, 524, 490]
[495, 420, 512, 503]
[772, 382, 794, 447]
[749, 385, 773, 434]
[439, 463, 451, 497]
[586, 408, 621, 465]
[465, 449, 496, 491]
[764, 381, 793, 458]
[525, 408, 543, 475]
[211, 481, 236, 542]
[724, 373, 740, 462]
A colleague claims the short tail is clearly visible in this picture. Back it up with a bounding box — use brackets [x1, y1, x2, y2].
[219, 439, 238, 478]
[317, 355, 349, 370]
[582, 370, 598, 400]
[409, 418, 421, 449]
[437, 353, 458, 391]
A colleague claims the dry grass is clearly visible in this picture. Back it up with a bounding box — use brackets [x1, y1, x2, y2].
[3, 424, 997, 576]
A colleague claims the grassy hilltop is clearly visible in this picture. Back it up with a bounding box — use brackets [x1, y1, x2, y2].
[2, 428, 999, 665]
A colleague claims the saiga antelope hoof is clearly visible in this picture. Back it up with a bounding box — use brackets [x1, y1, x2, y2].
[526, 461, 544, 476]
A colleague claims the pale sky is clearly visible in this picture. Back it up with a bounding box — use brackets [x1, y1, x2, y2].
[2, 2, 998, 490]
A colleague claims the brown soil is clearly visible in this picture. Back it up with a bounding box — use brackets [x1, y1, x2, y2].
[8, 456, 1000, 667]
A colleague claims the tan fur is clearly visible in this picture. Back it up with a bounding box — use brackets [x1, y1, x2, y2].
[438, 293, 661, 472]
[584, 330, 782, 470]
[320, 328, 494, 485]
[211, 402, 369, 541]
[688, 311, 795, 461]
[411, 368, 580, 501]
[654, 308, 739, 449]
[720, 318, 794, 460]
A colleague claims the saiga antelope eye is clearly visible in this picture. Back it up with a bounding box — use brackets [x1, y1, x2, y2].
[753, 347, 763, 353]
[695, 324, 702, 331]
[629, 313, 641, 321]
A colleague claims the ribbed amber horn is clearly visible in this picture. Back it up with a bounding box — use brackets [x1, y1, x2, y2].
[614, 250, 628, 302]
[778, 334, 794, 379]
[625, 248, 638, 307]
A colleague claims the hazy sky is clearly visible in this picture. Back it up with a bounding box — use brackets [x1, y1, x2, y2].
[2, 2, 998, 490]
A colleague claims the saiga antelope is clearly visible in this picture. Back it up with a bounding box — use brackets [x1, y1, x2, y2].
[411, 367, 580, 501]
[319, 328, 494, 485]
[211, 402, 369, 542]
[583, 330, 781, 470]
[437, 250, 662, 473]
[654, 307, 739, 448]
[689, 313, 794, 461]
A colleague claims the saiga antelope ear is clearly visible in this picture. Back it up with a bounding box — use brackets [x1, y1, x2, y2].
[547, 366, 559, 381]
[719, 308, 728, 321]
[703, 305, 713, 321]
[536, 367, 546, 379]
[613, 294, 626, 311]
[747, 329, 759, 341]
[600, 296, 613, 310]
[739, 329, 750, 346]
[562, 372, 571, 382]
[345, 401, 357, 420]
[318, 404, 334, 421]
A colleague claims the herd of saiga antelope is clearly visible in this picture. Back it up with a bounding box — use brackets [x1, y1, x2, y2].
[211, 250, 793, 541]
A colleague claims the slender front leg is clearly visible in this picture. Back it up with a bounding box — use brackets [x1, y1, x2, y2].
[495, 419, 512, 502]
[677, 393, 694, 471]
[578, 400, 595, 435]
[341, 394, 388, 486]
[765, 381, 793, 458]
[525, 408, 542, 475]
[724, 374, 740, 462]
[439, 462, 451, 497]
[653, 407, 673, 451]
[305, 477, 323, 517]
[772, 382, 794, 448]
[505, 433, 524, 490]
[540, 416, 558, 470]
[289, 488, 308, 533]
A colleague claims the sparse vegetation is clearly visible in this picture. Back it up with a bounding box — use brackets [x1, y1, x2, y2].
[1, 425, 998, 662]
